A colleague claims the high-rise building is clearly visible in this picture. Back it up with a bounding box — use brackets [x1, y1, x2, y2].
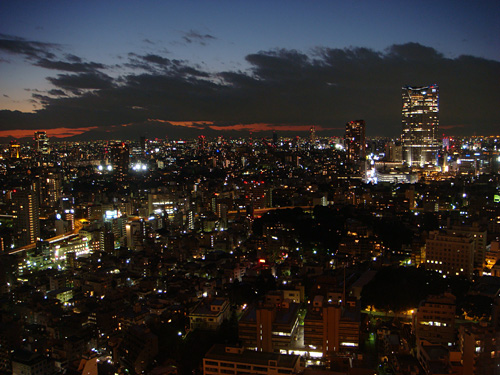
[36, 169, 62, 211]
[345, 120, 366, 163]
[309, 126, 316, 143]
[139, 136, 146, 155]
[402, 85, 440, 166]
[12, 191, 40, 247]
[110, 142, 129, 180]
[34, 131, 50, 154]
[198, 135, 206, 152]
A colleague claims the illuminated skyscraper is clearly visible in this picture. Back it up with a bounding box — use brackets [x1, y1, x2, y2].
[13, 191, 40, 247]
[34, 131, 50, 154]
[345, 120, 366, 163]
[402, 85, 439, 166]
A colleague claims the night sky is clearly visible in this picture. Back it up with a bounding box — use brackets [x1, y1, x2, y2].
[1, 0, 499, 141]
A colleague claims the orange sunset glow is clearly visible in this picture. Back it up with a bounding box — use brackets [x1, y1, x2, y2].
[0, 127, 98, 139]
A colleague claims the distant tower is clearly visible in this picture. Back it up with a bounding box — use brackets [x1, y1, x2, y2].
[34, 131, 50, 154]
[345, 120, 366, 163]
[198, 135, 206, 152]
[13, 190, 40, 247]
[309, 126, 316, 143]
[140, 136, 146, 155]
[110, 142, 129, 180]
[402, 85, 440, 166]
[9, 141, 20, 159]
[272, 131, 278, 146]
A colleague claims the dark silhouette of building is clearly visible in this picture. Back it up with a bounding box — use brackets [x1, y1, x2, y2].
[140, 136, 146, 154]
[309, 126, 316, 143]
[198, 135, 206, 152]
[110, 142, 129, 181]
[345, 120, 366, 163]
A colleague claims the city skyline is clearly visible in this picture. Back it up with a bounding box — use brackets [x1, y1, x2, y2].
[1, 1, 500, 141]
[1, 116, 500, 373]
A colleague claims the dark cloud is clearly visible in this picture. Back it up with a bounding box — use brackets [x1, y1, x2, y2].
[31, 93, 53, 105]
[34, 58, 106, 73]
[0, 34, 107, 79]
[182, 30, 216, 45]
[48, 89, 67, 96]
[1, 42, 499, 139]
[47, 72, 114, 91]
[125, 53, 210, 78]
[386, 42, 443, 61]
[142, 54, 171, 66]
[64, 54, 82, 63]
[0, 34, 57, 59]
[125, 53, 170, 72]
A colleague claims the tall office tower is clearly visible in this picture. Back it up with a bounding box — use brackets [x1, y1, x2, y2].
[198, 135, 206, 152]
[37, 169, 62, 211]
[402, 85, 440, 166]
[309, 126, 316, 143]
[345, 120, 366, 163]
[12, 191, 40, 247]
[34, 131, 50, 154]
[110, 142, 129, 180]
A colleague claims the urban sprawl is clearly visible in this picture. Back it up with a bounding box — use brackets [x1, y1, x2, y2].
[1, 85, 500, 375]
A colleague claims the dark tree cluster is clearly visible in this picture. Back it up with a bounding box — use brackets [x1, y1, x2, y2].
[361, 267, 471, 312]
